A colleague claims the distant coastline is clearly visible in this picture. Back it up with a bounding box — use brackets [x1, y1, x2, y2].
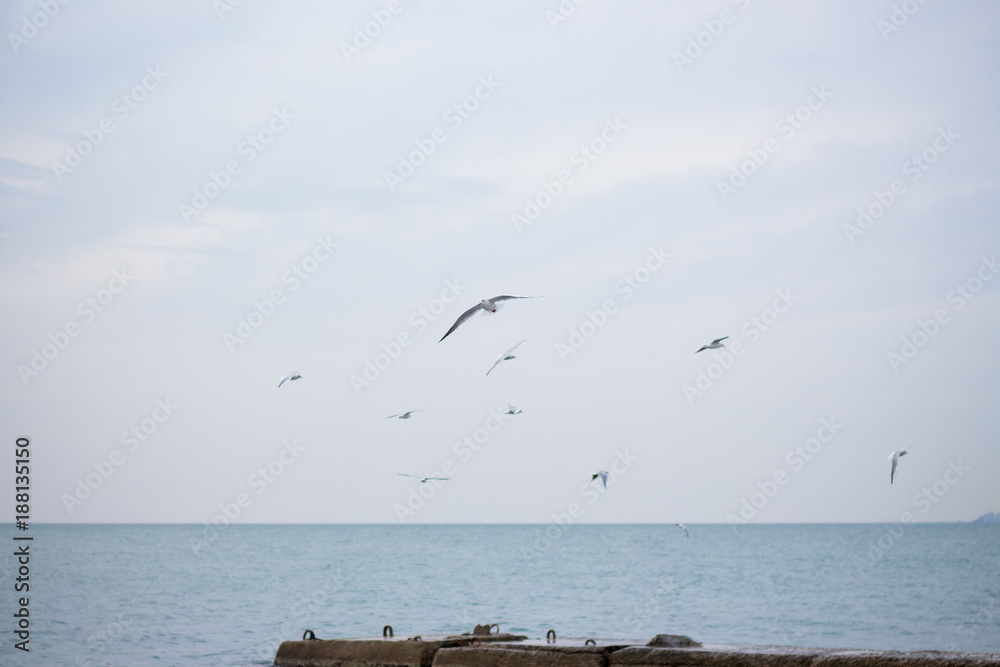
[972, 512, 1000, 523]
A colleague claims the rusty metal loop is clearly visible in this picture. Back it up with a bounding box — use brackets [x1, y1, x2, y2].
[383, 625, 394, 638]
[546, 629, 557, 643]
[303, 629, 317, 641]
[585, 639, 596, 646]
[489, 623, 499, 634]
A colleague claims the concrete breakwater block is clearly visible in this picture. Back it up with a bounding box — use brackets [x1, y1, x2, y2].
[434, 643, 630, 667]
[610, 645, 1000, 667]
[274, 632, 528, 667]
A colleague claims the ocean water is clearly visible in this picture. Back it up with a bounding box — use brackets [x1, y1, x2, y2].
[0, 523, 997, 666]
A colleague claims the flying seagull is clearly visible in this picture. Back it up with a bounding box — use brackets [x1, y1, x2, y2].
[438, 295, 540, 342]
[889, 449, 908, 484]
[504, 404, 523, 415]
[591, 470, 609, 489]
[676, 523, 689, 538]
[398, 473, 451, 483]
[696, 337, 729, 353]
[277, 373, 302, 388]
[487, 340, 527, 376]
[386, 411, 422, 420]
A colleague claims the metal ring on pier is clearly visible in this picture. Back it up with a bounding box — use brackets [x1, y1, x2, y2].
[303, 630, 317, 641]
[546, 629, 557, 643]
[489, 624, 499, 634]
[585, 639, 596, 646]
[383, 625, 394, 638]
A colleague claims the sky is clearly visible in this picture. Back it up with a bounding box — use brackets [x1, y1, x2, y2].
[1, 0, 998, 525]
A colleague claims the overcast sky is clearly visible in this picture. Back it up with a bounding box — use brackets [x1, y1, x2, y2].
[1, 1, 998, 525]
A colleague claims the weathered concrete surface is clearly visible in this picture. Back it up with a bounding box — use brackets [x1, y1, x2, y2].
[434, 643, 624, 667]
[611, 645, 821, 667]
[610, 645, 1000, 667]
[273, 634, 1000, 667]
[274, 633, 527, 667]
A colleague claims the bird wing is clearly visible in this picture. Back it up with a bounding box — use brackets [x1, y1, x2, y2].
[278, 375, 293, 388]
[890, 453, 899, 484]
[439, 303, 484, 342]
[713, 337, 729, 345]
[425, 477, 451, 481]
[386, 414, 401, 419]
[695, 346, 709, 353]
[486, 358, 503, 376]
[505, 340, 527, 355]
[597, 471, 608, 488]
[490, 295, 539, 303]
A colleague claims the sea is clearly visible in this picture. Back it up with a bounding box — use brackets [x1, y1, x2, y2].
[0, 523, 997, 666]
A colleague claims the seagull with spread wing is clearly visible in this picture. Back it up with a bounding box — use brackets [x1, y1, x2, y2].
[277, 373, 302, 388]
[438, 295, 540, 342]
[386, 411, 422, 420]
[591, 470, 609, 489]
[696, 337, 729, 353]
[676, 523, 689, 538]
[487, 340, 526, 376]
[505, 404, 523, 415]
[398, 473, 451, 483]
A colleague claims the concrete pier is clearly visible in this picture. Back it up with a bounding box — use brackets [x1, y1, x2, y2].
[274, 629, 1000, 667]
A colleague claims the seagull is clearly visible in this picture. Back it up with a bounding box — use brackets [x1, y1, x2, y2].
[438, 296, 540, 342]
[397, 473, 451, 483]
[487, 340, 527, 376]
[696, 337, 728, 353]
[386, 411, 422, 420]
[504, 404, 523, 415]
[277, 373, 302, 388]
[889, 449, 908, 484]
[591, 470, 609, 489]
[676, 523, 689, 538]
